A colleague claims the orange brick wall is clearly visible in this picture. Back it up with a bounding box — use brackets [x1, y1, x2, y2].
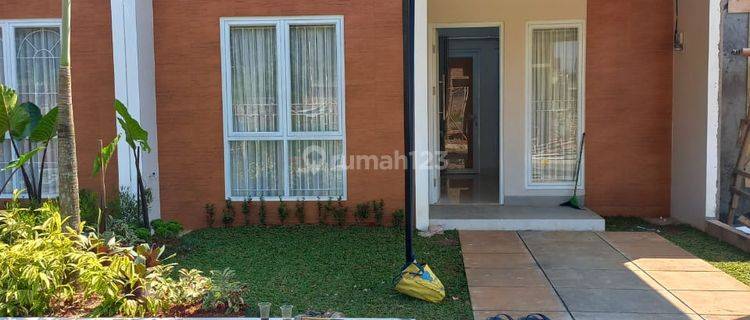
[152, 0, 405, 229]
[0, 0, 119, 200]
[585, 0, 673, 217]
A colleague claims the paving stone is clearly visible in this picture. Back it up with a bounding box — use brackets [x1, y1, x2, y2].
[460, 231, 528, 254]
[609, 241, 694, 260]
[572, 312, 702, 320]
[462, 253, 537, 269]
[598, 231, 671, 244]
[648, 271, 750, 291]
[524, 237, 617, 254]
[630, 257, 719, 272]
[474, 310, 573, 320]
[671, 290, 750, 315]
[466, 267, 549, 287]
[701, 315, 750, 320]
[519, 231, 602, 243]
[556, 288, 693, 314]
[532, 251, 630, 270]
[469, 286, 566, 312]
[545, 267, 661, 289]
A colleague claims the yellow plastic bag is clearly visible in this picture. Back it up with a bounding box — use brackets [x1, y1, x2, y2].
[394, 261, 446, 303]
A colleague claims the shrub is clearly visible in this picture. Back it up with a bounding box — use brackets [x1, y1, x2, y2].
[205, 203, 215, 228]
[392, 209, 405, 228]
[241, 198, 251, 226]
[104, 218, 146, 246]
[323, 197, 335, 224]
[355, 203, 370, 225]
[333, 197, 348, 227]
[258, 196, 267, 226]
[222, 199, 235, 228]
[317, 197, 325, 224]
[0, 204, 94, 316]
[295, 199, 305, 224]
[373, 199, 385, 226]
[278, 197, 288, 224]
[0, 201, 229, 317]
[109, 188, 143, 227]
[151, 219, 183, 241]
[79, 189, 100, 229]
[202, 268, 246, 315]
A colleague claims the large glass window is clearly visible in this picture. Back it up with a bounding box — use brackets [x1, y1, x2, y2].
[222, 17, 345, 199]
[0, 22, 61, 197]
[527, 23, 583, 186]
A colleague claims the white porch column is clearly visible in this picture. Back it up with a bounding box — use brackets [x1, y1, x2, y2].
[414, 0, 430, 230]
[110, 0, 161, 221]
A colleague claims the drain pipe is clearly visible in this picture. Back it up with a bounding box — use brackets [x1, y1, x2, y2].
[403, 0, 416, 264]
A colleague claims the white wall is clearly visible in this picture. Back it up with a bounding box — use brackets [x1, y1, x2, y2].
[428, 0, 587, 199]
[671, 0, 721, 229]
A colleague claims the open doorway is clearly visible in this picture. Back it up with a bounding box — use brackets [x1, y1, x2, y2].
[437, 27, 501, 204]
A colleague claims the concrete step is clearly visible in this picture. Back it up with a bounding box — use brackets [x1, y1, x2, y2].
[429, 204, 605, 231]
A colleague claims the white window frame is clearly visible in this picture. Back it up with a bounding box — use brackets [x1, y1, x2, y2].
[524, 20, 586, 190]
[220, 16, 347, 201]
[0, 18, 62, 198]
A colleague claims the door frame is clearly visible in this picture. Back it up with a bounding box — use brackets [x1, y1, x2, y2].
[428, 22, 505, 205]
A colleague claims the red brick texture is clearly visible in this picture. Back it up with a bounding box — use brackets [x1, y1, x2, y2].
[585, 0, 673, 217]
[0, 0, 119, 199]
[152, 0, 405, 229]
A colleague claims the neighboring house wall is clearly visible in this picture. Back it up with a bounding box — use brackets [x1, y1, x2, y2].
[586, 0, 673, 218]
[152, 0, 405, 229]
[0, 0, 119, 200]
[428, 0, 587, 203]
[719, 6, 748, 221]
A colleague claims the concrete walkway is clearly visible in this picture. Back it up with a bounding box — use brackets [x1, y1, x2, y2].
[461, 231, 750, 320]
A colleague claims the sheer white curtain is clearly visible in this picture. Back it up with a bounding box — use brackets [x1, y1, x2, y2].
[16, 27, 60, 196]
[230, 140, 283, 197]
[227, 21, 344, 199]
[230, 26, 277, 133]
[530, 27, 580, 184]
[289, 139, 343, 197]
[289, 25, 338, 132]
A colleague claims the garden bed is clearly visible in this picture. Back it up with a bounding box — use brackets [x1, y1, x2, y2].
[174, 226, 472, 320]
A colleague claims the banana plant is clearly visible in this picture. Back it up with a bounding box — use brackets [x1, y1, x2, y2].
[95, 100, 151, 228]
[0, 84, 60, 204]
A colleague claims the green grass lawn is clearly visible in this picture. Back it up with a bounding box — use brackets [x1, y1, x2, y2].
[606, 217, 750, 285]
[174, 226, 472, 319]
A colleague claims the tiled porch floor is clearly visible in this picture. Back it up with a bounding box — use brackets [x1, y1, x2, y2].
[461, 231, 750, 320]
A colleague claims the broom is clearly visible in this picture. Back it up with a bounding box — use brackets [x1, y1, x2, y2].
[561, 133, 585, 210]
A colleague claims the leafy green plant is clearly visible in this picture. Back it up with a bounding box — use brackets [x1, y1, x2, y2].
[317, 197, 325, 224]
[79, 189, 100, 229]
[295, 199, 305, 224]
[323, 197, 335, 224]
[355, 202, 370, 225]
[222, 199, 235, 228]
[0, 84, 60, 204]
[333, 196, 348, 227]
[0, 201, 213, 317]
[241, 198, 251, 226]
[278, 197, 288, 224]
[202, 268, 246, 315]
[392, 209, 405, 228]
[96, 100, 152, 228]
[151, 219, 183, 241]
[258, 196, 267, 226]
[108, 187, 145, 227]
[373, 199, 385, 226]
[104, 218, 146, 246]
[205, 203, 215, 228]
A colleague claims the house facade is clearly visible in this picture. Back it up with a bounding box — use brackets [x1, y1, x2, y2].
[0, 0, 722, 231]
